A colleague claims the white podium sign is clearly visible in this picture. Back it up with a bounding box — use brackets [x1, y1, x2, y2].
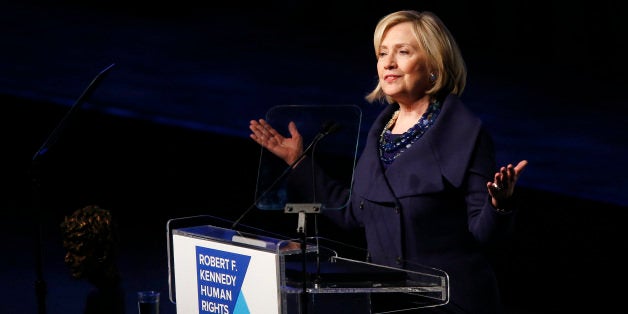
[173, 232, 281, 314]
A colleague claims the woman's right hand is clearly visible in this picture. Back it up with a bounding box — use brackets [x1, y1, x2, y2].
[249, 119, 303, 165]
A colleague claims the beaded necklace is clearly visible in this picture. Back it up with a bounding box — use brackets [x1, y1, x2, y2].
[379, 100, 441, 165]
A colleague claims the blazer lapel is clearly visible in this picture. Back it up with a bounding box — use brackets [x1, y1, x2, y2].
[352, 95, 483, 202]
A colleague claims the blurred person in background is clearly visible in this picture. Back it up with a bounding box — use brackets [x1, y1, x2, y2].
[60, 204, 126, 314]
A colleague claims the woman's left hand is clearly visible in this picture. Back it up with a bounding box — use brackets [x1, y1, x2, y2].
[487, 160, 528, 209]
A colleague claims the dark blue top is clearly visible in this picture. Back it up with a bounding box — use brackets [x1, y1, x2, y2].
[288, 94, 515, 314]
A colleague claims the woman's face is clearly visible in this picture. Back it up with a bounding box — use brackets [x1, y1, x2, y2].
[377, 21, 431, 104]
[63, 239, 92, 279]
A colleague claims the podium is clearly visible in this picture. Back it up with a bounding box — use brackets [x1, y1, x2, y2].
[167, 216, 449, 314]
[167, 105, 448, 313]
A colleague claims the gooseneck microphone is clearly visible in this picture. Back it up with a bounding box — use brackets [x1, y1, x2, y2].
[292, 120, 340, 167]
[230, 120, 340, 230]
[32, 63, 115, 161]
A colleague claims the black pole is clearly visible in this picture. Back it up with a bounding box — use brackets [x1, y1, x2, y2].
[32, 162, 46, 314]
[299, 213, 308, 314]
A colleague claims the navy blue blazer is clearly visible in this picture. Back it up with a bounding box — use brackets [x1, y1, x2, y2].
[289, 94, 515, 314]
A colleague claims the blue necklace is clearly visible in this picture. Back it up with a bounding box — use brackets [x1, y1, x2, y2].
[379, 101, 441, 165]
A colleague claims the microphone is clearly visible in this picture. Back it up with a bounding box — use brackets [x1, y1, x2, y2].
[32, 63, 115, 162]
[296, 120, 340, 164]
[231, 120, 340, 230]
[320, 120, 341, 136]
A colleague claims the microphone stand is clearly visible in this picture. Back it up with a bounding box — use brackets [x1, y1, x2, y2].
[231, 121, 339, 314]
[282, 123, 339, 314]
[30, 64, 115, 314]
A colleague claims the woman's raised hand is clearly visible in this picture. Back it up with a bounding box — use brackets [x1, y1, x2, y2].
[249, 119, 303, 165]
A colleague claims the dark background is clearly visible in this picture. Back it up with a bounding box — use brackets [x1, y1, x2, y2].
[1, 1, 627, 313]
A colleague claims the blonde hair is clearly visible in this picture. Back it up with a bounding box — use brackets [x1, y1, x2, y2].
[365, 10, 467, 104]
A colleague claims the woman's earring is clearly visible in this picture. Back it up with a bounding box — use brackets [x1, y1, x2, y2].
[429, 72, 437, 84]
